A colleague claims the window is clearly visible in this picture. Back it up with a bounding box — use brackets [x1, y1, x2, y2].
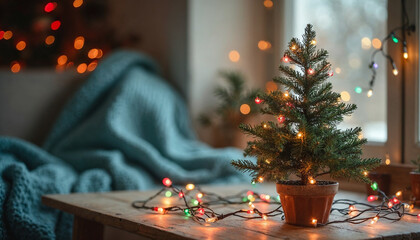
[280, 0, 420, 164]
[291, 0, 388, 143]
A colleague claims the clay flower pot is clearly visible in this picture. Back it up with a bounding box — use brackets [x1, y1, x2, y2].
[410, 172, 420, 205]
[276, 181, 339, 227]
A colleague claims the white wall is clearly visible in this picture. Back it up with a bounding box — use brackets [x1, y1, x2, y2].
[188, 0, 273, 122]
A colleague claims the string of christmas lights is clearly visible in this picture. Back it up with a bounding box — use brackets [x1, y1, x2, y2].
[367, 0, 415, 97]
[132, 177, 420, 227]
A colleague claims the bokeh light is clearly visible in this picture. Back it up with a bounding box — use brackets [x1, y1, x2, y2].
[74, 36, 85, 50]
[16, 41, 26, 51]
[45, 35, 55, 45]
[44, 2, 57, 13]
[340, 91, 351, 102]
[3, 31, 13, 40]
[88, 48, 99, 59]
[372, 38, 382, 49]
[50, 20, 61, 30]
[258, 40, 271, 50]
[57, 55, 68, 65]
[77, 63, 87, 73]
[10, 62, 21, 73]
[228, 50, 240, 62]
[240, 104, 251, 115]
[265, 81, 277, 92]
[361, 37, 371, 50]
[73, 0, 83, 8]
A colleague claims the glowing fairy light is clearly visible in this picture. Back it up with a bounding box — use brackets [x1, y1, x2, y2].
[229, 50, 240, 62]
[186, 184, 195, 191]
[162, 178, 172, 187]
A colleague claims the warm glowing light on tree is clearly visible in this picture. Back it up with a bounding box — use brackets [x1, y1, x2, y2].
[186, 184, 195, 191]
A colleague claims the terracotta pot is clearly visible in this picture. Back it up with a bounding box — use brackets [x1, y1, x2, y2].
[366, 172, 391, 196]
[276, 181, 339, 227]
[410, 172, 420, 205]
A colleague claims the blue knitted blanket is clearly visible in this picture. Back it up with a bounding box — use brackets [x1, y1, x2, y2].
[0, 51, 246, 240]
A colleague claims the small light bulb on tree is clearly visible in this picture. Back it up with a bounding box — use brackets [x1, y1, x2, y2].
[307, 68, 315, 75]
[367, 89, 373, 98]
[255, 97, 262, 104]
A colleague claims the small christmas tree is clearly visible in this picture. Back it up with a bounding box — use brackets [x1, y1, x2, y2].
[232, 24, 380, 185]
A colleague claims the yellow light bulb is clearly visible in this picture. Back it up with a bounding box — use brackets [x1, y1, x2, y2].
[297, 132, 303, 138]
[312, 219, 317, 225]
[311, 39, 317, 45]
[363, 171, 368, 176]
[309, 177, 316, 184]
[206, 217, 217, 223]
[262, 214, 268, 220]
[403, 52, 408, 59]
[367, 89, 373, 98]
[258, 177, 264, 183]
[396, 191, 402, 197]
[186, 184, 195, 191]
[284, 91, 289, 97]
[393, 68, 398, 76]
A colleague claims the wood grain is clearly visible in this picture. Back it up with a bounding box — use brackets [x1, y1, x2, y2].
[42, 184, 420, 240]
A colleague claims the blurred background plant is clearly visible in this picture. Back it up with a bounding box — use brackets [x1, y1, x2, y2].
[411, 156, 420, 172]
[198, 71, 259, 147]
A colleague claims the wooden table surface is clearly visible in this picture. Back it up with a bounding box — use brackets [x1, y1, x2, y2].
[42, 184, 420, 240]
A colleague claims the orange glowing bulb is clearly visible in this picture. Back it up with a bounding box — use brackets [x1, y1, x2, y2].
[57, 55, 68, 65]
[73, 0, 83, 8]
[45, 35, 55, 45]
[16, 41, 26, 51]
[76, 63, 87, 74]
[74, 36, 85, 50]
[186, 184, 195, 191]
[10, 62, 21, 73]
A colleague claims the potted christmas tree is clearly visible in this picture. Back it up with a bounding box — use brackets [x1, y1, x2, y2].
[411, 156, 420, 205]
[231, 24, 381, 227]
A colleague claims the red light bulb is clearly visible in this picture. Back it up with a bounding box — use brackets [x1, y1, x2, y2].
[277, 115, 285, 123]
[162, 177, 172, 187]
[367, 195, 377, 202]
[308, 68, 315, 75]
[246, 191, 254, 196]
[392, 197, 399, 204]
[282, 56, 290, 63]
[255, 97, 262, 104]
[44, 2, 57, 12]
[328, 72, 333, 77]
[50, 20, 61, 30]
[197, 208, 205, 215]
[179, 191, 184, 198]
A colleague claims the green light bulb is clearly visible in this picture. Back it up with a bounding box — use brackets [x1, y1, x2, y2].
[391, 34, 399, 43]
[165, 191, 172, 198]
[354, 86, 362, 94]
[184, 209, 191, 216]
[371, 182, 378, 191]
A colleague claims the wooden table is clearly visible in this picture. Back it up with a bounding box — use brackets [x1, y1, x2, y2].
[42, 184, 420, 240]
